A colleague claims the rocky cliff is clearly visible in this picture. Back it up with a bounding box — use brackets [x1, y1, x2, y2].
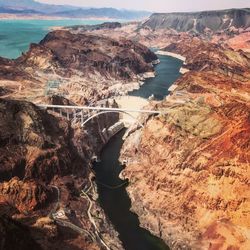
[0, 215, 42, 250]
[120, 36, 250, 249]
[0, 97, 123, 249]
[0, 28, 159, 250]
[78, 11, 250, 53]
[141, 9, 250, 34]
[19, 30, 156, 79]
[163, 36, 250, 80]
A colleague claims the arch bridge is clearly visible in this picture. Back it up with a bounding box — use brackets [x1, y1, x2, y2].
[37, 104, 162, 128]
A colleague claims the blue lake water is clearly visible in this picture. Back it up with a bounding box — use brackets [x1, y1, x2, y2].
[0, 19, 110, 59]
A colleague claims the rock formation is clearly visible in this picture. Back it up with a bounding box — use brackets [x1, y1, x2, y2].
[120, 34, 250, 249]
[0, 30, 157, 104]
[19, 30, 157, 79]
[1, 11, 249, 249]
[163, 37, 250, 81]
[78, 10, 250, 53]
[0, 28, 159, 250]
[0, 97, 123, 249]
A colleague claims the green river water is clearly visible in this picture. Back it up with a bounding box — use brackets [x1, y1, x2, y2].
[94, 54, 182, 249]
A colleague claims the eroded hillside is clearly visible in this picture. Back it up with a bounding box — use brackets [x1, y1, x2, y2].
[0, 97, 123, 250]
[120, 35, 250, 249]
[0, 30, 157, 104]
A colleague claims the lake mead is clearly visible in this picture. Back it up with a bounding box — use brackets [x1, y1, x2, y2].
[0, 19, 110, 59]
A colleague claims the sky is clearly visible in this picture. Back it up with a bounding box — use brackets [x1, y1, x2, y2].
[38, 0, 250, 12]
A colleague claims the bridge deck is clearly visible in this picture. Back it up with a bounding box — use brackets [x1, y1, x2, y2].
[37, 104, 162, 114]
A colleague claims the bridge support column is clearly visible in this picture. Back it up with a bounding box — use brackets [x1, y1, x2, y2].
[81, 111, 84, 124]
[66, 110, 70, 120]
[73, 110, 76, 120]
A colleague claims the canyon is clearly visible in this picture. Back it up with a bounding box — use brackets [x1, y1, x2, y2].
[73, 9, 250, 249]
[0, 97, 123, 250]
[120, 39, 250, 249]
[0, 8, 250, 250]
[0, 30, 157, 250]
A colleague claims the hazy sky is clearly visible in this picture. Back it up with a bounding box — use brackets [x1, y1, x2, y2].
[38, 0, 250, 12]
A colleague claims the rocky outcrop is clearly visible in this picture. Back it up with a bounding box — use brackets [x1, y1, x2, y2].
[120, 37, 250, 249]
[0, 178, 49, 213]
[0, 97, 122, 249]
[0, 98, 88, 183]
[0, 215, 42, 250]
[17, 30, 157, 80]
[80, 16, 250, 53]
[163, 36, 250, 81]
[0, 30, 157, 104]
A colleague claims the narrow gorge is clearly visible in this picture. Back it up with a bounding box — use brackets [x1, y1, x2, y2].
[0, 7, 250, 250]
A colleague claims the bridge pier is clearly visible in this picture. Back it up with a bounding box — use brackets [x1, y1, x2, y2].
[37, 104, 162, 129]
[66, 110, 70, 120]
[81, 111, 84, 124]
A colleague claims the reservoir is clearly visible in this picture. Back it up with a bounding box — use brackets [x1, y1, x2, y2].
[0, 19, 113, 59]
[94, 54, 182, 249]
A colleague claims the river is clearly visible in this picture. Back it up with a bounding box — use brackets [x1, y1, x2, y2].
[129, 54, 183, 100]
[93, 54, 182, 250]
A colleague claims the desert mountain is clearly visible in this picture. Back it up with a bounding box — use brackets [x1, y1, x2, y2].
[0, 0, 150, 19]
[141, 8, 250, 33]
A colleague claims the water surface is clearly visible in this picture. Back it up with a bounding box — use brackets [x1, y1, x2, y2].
[94, 55, 182, 249]
[0, 19, 111, 59]
[94, 130, 169, 250]
[129, 54, 182, 100]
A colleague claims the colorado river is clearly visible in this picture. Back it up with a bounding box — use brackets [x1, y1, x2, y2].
[129, 54, 183, 100]
[93, 54, 182, 250]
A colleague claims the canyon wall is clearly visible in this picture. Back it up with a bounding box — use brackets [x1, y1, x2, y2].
[0, 30, 159, 250]
[1, 11, 249, 249]
[120, 36, 250, 249]
[0, 97, 123, 250]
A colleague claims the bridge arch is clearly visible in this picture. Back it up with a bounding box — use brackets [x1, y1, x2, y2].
[80, 110, 144, 128]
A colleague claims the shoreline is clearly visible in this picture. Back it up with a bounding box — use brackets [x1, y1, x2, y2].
[179, 67, 190, 74]
[108, 71, 156, 97]
[156, 50, 186, 62]
[155, 50, 189, 81]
